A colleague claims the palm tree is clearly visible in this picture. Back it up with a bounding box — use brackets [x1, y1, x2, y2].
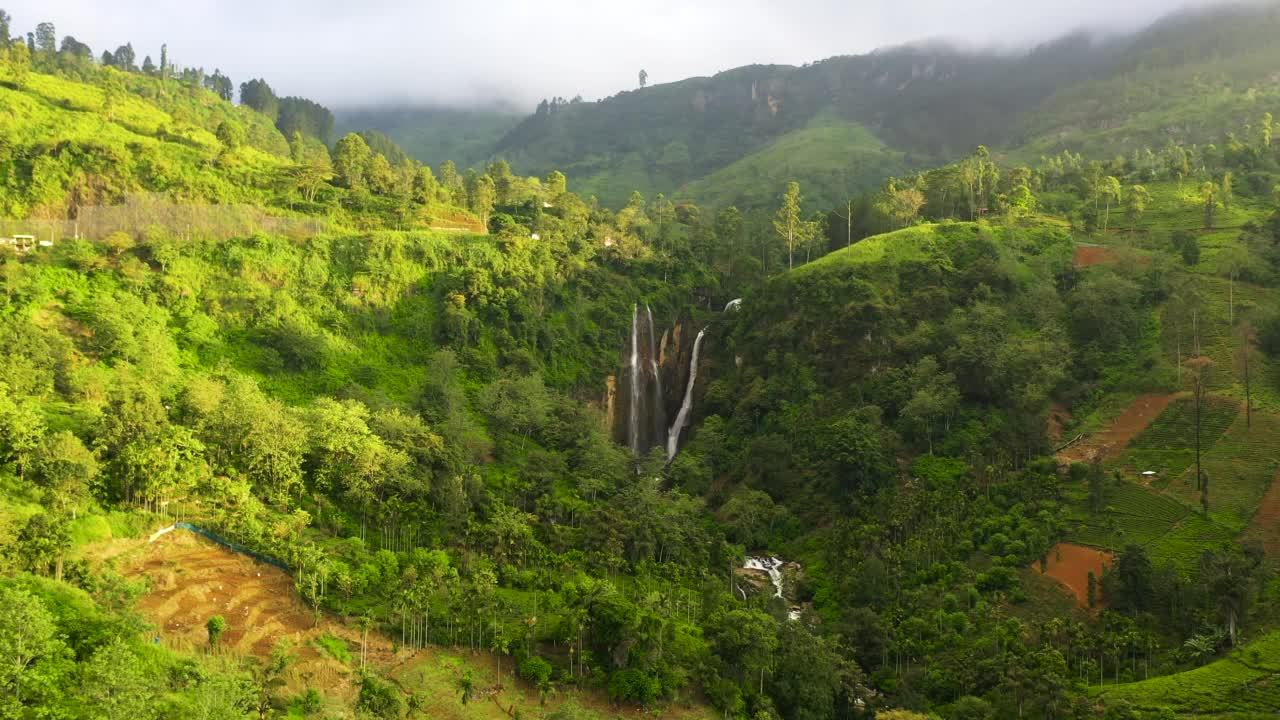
[1183, 634, 1217, 666]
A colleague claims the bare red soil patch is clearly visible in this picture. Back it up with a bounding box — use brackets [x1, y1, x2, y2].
[123, 531, 378, 698]
[1074, 245, 1117, 268]
[1034, 542, 1114, 607]
[1249, 472, 1280, 557]
[1057, 394, 1181, 465]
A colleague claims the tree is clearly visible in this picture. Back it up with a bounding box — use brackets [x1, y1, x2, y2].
[3, 40, 30, 88]
[366, 153, 396, 195]
[0, 587, 60, 704]
[112, 43, 136, 71]
[0, 387, 46, 481]
[332, 133, 372, 190]
[1181, 235, 1201, 266]
[883, 185, 925, 229]
[412, 166, 438, 205]
[1222, 171, 1234, 212]
[1201, 181, 1218, 229]
[81, 639, 152, 720]
[1216, 246, 1250, 326]
[544, 170, 567, 198]
[207, 615, 227, 650]
[774, 181, 805, 270]
[58, 36, 92, 60]
[16, 513, 71, 581]
[901, 356, 960, 454]
[1200, 545, 1264, 647]
[638, 69, 648, 88]
[0, 10, 10, 49]
[472, 175, 497, 227]
[1185, 356, 1214, 501]
[159, 44, 168, 77]
[239, 78, 279, 121]
[33, 22, 55, 55]
[1239, 324, 1255, 428]
[141, 55, 155, 75]
[1124, 184, 1151, 232]
[1113, 545, 1153, 612]
[1100, 176, 1121, 233]
[1262, 112, 1274, 149]
[34, 432, 95, 519]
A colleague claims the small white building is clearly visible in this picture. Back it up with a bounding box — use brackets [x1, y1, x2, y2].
[0, 234, 36, 252]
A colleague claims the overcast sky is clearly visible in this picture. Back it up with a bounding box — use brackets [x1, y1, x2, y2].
[6, 0, 1231, 110]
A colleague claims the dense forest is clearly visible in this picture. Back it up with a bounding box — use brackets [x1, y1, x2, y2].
[4, 4, 1280, 720]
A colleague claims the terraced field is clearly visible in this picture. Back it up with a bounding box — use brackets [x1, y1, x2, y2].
[125, 530, 363, 701]
[1065, 482, 1191, 550]
[1095, 632, 1280, 717]
[1121, 396, 1239, 480]
[1162, 411, 1280, 529]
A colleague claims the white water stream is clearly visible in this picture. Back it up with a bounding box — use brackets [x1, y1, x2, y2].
[628, 304, 641, 455]
[743, 556, 801, 620]
[666, 328, 706, 461]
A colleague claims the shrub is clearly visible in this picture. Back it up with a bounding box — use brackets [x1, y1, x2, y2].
[608, 669, 661, 705]
[206, 615, 226, 648]
[356, 675, 402, 720]
[518, 655, 554, 686]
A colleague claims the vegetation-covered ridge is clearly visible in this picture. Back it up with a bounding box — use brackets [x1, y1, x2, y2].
[349, 2, 1280, 210]
[6, 4, 1280, 720]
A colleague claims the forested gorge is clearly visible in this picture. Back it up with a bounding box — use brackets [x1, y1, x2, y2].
[5, 5, 1280, 720]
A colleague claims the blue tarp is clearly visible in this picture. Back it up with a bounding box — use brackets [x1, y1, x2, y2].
[174, 522, 292, 574]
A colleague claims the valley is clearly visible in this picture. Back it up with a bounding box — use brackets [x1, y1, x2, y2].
[3, 2, 1280, 720]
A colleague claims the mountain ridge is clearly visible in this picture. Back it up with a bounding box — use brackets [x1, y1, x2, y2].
[341, 2, 1280, 208]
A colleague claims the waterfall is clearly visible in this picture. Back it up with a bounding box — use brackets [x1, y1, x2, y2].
[667, 328, 706, 460]
[743, 556, 802, 620]
[744, 556, 785, 599]
[628, 304, 642, 455]
[645, 305, 666, 448]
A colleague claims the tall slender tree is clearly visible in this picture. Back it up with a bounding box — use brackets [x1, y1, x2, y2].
[774, 181, 803, 270]
[0, 10, 12, 49]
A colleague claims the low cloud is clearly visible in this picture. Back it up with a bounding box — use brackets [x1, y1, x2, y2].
[6, 0, 1232, 110]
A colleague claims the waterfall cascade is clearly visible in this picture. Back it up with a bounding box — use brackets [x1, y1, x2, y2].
[621, 300, 735, 459]
[743, 556, 802, 620]
[628, 305, 643, 454]
[645, 306, 666, 448]
[667, 328, 706, 460]
[623, 305, 670, 457]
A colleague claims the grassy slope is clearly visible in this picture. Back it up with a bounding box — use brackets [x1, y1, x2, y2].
[0, 70, 290, 215]
[1094, 631, 1280, 718]
[676, 112, 908, 210]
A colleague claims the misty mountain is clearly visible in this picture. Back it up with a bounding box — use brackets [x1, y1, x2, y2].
[334, 106, 523, 171]
[343, 2, 1280, 208]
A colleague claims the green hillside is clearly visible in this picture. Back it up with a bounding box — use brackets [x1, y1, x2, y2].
[676, 112, 907, 210]
[7, 5, 1280, 720]
[348, 4, 1280, 212]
